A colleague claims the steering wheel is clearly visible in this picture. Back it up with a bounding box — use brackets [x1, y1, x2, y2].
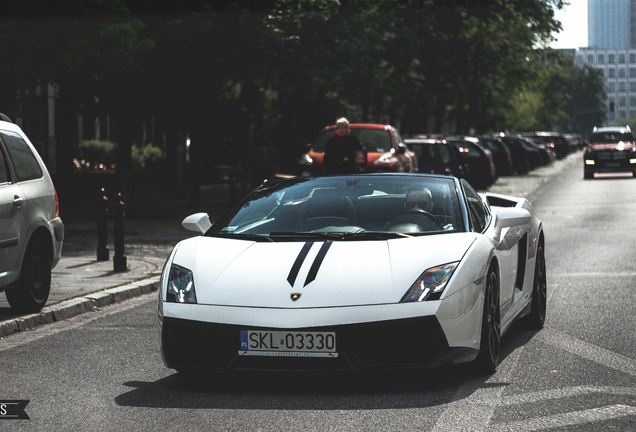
[385, 210, 443, 232]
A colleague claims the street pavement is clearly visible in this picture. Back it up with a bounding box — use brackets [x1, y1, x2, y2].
[0, 151, 584, 338]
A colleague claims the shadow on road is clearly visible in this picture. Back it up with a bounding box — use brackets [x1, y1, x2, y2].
[115, 323, 543, 410]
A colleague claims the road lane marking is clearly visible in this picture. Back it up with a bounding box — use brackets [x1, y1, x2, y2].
[537, 327, 636, 376]
[0, 293, 156, 352]
[432, 341, 526, 432]
[494, 386, 636, 406]
[550, 272, 636, 278]
[433, 325, 636, 431]
[490, 404, 636, 432]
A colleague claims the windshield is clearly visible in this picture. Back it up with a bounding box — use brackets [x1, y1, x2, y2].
[590, 132, 635, 144]
[209, 175, 464, 240]
[312, 128, 393, 153]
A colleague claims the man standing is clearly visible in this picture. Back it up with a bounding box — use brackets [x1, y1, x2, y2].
[323, 118, 366, 174]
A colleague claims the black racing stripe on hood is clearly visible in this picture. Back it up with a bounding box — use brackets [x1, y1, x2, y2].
[287, 241, 314, 287]
[304, 241, 333, 287]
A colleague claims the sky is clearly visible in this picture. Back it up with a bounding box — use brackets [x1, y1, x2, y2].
[550, 0, 588, 49]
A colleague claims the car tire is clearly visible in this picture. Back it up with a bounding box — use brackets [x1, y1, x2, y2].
[6, 240, 52, 313]
[473, 265, 500, 374]
[527, 242, 547, 329]
[584, 169, 593, 179]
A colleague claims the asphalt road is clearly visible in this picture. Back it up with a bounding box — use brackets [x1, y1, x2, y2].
[1, 158, 635, 431]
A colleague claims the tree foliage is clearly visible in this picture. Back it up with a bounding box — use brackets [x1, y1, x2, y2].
[0, 0, 604, 183]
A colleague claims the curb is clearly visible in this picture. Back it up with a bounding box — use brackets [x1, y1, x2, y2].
[0, 277, 159, 339]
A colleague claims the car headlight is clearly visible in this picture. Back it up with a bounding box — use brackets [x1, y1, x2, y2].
[166, 264, 197, 304]
[400, 262, 458, 302]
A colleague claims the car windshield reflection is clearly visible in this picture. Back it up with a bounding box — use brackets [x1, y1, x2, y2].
[208, 175, 464, 240]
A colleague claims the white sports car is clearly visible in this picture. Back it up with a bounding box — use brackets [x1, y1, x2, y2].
[158, 173, 546, 373]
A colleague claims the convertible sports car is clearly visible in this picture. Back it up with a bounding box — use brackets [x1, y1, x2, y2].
[158, 173, 546, 374]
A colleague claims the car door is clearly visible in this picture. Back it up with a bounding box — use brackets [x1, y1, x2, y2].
[462, 180, 516, 320]
[0, 138, 23, 283]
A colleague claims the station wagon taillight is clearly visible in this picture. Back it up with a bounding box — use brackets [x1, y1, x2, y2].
[54, 187, 60, 218]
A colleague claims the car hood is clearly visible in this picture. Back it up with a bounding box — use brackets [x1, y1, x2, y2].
[589, 142, 634, 151]
[170, 233, 477, 308]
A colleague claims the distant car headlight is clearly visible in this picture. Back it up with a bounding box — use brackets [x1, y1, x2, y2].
[401, 262, 458, 302]
[166, 264, 197, 304]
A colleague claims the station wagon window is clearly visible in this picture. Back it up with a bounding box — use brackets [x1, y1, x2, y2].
[0, 131, 43, 182]
[0, 147, 9, 183]
[461, 179, 490, 233]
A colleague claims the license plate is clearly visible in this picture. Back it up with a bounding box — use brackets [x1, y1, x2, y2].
[605, 162, 620, 167]
[239, 330, 338, 358]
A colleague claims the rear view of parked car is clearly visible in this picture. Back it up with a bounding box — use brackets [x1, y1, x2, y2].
[446, 137, 496, 189]
[584, 125, 636, 179]
[521, 131, 571, 159]
[0, 113, 64, 312]
[476, 136, 513, 176]
[404, 137, 463, 177]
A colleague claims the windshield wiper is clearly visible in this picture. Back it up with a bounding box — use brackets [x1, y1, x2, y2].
[338, 231, 413, 240]
[208, 232, 274, 242]
[268, 231, 412, 241]
[269, 232, 344, 240]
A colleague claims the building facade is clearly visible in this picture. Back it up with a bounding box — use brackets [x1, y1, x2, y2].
[575, 48, 636, 123]
[571, 0, 636, 124]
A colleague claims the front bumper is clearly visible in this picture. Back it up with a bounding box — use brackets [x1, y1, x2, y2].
[584, 151, 636, 173]
[161, 315, 477, 372]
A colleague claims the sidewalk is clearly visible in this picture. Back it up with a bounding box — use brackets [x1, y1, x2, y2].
[0, 152, 583, 339]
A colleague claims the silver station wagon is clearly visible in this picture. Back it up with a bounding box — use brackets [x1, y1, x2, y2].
[0, 113, 64, 312]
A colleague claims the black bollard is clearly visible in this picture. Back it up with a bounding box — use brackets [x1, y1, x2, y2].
[112, 192, 128, 272]
[96, 188, 109, 261]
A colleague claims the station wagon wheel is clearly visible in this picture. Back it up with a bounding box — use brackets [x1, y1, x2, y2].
[6, 240, 52, 313]
[474, 266, 500, 373]
[528, 242, 547, 329]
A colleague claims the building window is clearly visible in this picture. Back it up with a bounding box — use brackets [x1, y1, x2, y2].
[609, 82, 616, 93]
[609, 68, 616, 78]
[619, 81, 626, 92]
[630, 81, 636, 91]
[631, 68, 636, 78]
[630, 96, 636, 106]
[588, 54, 595, 64]
[619, 53, 626, 64]
[630, 53, 636, 63]
[598, 54, 605, 64]
[619, 110, 626, 118]
[609, 53, 616, 64]
[619, 96, 626, 107]
[619, 68, 626, 78]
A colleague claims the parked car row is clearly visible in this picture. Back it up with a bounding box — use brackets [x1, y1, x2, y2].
[297, 122, 581, 190]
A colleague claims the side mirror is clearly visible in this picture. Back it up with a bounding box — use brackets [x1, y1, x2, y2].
[495, 207, 531, 229]
[182, 213, 212, 234]
[396, 144, 407, 155]
[493, 207, 531, 244]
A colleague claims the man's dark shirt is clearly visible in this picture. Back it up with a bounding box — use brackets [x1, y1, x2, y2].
[323, 134, 365, 174]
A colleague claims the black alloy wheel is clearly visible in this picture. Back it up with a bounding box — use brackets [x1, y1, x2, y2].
[6, 241, 52, 313]
[528, 243, 547, 329]
[474, 266, 501, 373]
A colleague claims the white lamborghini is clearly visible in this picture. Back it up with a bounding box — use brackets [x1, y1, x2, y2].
[158, 174, 546, 373]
